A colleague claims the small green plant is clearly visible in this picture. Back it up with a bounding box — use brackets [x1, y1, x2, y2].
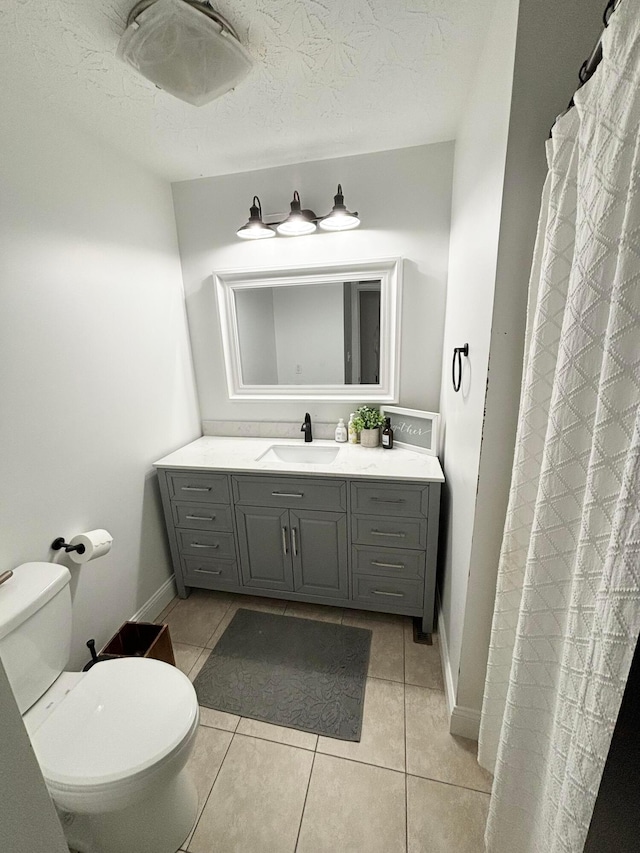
[353, 405, 384, 431]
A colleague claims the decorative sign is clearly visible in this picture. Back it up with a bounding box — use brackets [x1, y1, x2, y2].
[381, 406, 440, 456]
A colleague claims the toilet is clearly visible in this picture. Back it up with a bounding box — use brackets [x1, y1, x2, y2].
[0, 562, 200, 853]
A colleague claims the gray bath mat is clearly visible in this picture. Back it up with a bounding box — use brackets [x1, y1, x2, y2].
[193, 608, 372, 741]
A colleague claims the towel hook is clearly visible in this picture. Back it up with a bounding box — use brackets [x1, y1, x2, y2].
[452, 343, 469, 392]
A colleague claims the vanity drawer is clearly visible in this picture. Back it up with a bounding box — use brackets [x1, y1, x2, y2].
[352, 515, 426, 550]
[350, 482, 429, 518]
[351, 545, 425, 580]
[167, 472, 230, 505]
[177, 530, 236, 559]
[233, 476, 346, 512]
[352, 575, 424, 611]
[172, 502, 233, 532]
[181, 556, 240, 590]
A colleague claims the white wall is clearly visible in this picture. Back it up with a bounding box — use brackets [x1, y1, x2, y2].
[171, 143, 454, 421]
[0, 659, 68, 852]
[438, 0, 519, 716]
[456, 0, 605, 714]
[0, 88, 201, 668]
[438, 0, 607, 732]
[272, 283, 344, 384]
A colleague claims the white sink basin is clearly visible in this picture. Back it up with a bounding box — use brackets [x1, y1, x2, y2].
[257, 444, 341, 464]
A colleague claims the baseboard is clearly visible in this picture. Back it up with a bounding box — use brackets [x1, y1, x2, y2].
[436, 587, 457, 718]
[131, 576, 177, 623]
[436, 588, 481, 741]
[449, 704, 481, 740]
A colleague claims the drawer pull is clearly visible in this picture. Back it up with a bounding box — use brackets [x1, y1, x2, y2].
[182, 486, 211, 492]
[272, 491, 304, 498]
[186, 514, 215, 521]
[370, 497, 406, 504]
[292, 527, 298, 557]
[194, 568, 222, 576]
[371, 560, 405, 570]
[370, 530, 406, 538]
[282, 526, 288, 556]
[372, 589, 404, 598]
[190, 542, 219, 549]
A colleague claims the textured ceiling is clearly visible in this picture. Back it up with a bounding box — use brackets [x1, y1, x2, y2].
[0, 0, 498, 181]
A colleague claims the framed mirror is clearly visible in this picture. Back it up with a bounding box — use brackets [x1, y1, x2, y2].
[215, 258, 402, 401]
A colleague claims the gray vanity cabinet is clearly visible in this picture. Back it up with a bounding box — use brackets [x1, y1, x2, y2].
[290, 510, 348, 599]
[235, 505, 294, 591]
[157, 466, 440, 638]
[235, 505, 348, 599]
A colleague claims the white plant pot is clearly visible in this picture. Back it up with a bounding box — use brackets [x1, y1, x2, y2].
[360, 428, 380, 448]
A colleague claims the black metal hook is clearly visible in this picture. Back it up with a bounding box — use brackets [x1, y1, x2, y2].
[51, 537, 85, 555]
[452, 344, 469, 393]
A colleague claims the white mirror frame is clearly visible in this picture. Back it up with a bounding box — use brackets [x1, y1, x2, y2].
[215, 258, 403, 401]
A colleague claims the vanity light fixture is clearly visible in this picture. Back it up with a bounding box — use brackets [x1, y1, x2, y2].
[318, 184, 361, 231]
[276, 191, 317, 236]
[236, 197, 275, 240]
[236, 185, 360, 239]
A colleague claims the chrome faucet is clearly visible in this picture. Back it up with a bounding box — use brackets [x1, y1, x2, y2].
[301, 412, 313, 443]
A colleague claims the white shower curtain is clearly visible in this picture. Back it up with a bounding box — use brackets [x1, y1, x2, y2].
[478, 3, 640, 852]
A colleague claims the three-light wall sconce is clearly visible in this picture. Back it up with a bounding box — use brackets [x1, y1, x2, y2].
[237, 184, 360, 239]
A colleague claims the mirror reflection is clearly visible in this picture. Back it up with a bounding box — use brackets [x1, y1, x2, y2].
[234, 280, 381, 386]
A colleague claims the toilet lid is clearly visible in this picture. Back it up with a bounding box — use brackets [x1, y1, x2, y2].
[31, 657, 198, 790]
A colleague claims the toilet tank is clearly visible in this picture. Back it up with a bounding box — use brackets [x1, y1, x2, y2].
[0, 562, 72, 713]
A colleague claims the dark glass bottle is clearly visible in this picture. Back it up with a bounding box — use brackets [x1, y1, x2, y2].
[382, 417, 394, 450]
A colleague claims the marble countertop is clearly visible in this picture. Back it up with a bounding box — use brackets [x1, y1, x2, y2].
[154, 436, 444, 483]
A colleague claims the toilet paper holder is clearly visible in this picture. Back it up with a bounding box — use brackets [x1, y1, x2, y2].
[51, 536, 86, 556]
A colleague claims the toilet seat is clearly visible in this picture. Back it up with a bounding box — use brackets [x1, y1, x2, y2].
[30, 657, 199, 812]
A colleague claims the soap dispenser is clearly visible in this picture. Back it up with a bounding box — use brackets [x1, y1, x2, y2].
[335, 418, 348, 443]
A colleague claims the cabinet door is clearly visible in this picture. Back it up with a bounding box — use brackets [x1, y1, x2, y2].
[290, 510, 348, 600]
[235, 506, 294, 591]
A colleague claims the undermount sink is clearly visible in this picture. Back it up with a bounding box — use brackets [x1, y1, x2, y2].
[257, 444, 341, 464]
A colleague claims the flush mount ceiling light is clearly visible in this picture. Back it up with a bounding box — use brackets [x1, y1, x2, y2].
[117, 0, 253, 107]
[236, 186, 360, 240]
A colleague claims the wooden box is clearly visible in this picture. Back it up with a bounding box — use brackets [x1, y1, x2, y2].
[100, 621, 176, 666]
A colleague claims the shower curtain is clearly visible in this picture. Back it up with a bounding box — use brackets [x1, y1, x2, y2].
[478, 3, 640, 852]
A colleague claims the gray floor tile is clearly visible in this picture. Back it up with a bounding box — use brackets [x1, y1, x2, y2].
[163, 589, 232, 647]
[404, 622, 444, 690]
[297, 754, 406, 853]
[284, 601, 344, 622]
[173, 642, 204, 677]
[227, 594, 289, 615]
[183, 726, 232, 847]
[236, 717, 318, 750]
[317, 677, 405, 771]
[156, 596, 178, 622]
[343, 610, 405, 682]
[188, 734, 313, 853]
[407, 775, 490, 852]
[405, 685, 493, 793]
[203, 608, 235, 649]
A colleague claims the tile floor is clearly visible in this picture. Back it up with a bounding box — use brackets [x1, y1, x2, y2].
[156, 590, 492, 853]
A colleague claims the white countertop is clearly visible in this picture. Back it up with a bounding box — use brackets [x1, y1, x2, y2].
[154, 436, 444, 483]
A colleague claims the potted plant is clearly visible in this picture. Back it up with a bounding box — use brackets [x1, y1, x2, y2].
[353, 405, 384, 448]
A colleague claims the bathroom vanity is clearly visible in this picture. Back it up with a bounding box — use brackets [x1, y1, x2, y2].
[154, 436, 443, 638]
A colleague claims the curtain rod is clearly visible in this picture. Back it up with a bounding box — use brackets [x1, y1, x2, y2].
[550, 0, 622, 136]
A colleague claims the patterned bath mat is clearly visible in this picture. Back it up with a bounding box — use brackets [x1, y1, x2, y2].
[192, 608, 371, 741]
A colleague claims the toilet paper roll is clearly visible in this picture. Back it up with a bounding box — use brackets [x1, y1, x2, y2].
[68, 529, 113, 564]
